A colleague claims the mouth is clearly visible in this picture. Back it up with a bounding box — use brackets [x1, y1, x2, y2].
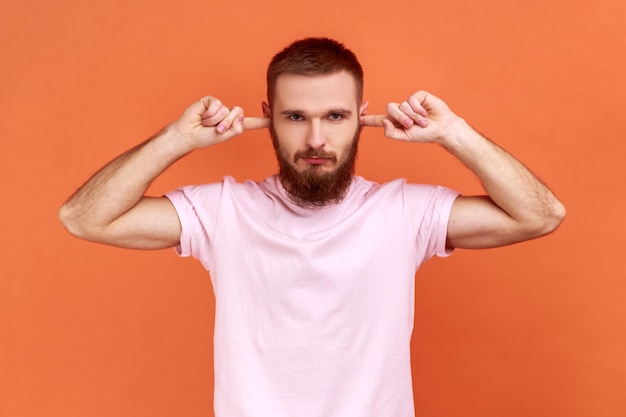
[294, 150, 337, 166]
[301, 157, 332, 165]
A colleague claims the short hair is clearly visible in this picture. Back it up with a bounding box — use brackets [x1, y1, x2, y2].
[266, 37, 364, 106]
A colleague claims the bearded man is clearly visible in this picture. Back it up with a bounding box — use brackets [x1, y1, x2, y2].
[59, 37, 565, 417]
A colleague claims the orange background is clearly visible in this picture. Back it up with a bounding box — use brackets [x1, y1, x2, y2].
[2, 0, 625, 416]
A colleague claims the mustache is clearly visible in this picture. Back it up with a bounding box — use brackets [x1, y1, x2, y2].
[293, 149, 338, 162]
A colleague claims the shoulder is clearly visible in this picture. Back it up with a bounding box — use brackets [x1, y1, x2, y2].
[355, 176, 452, 198]
[354, 176, 459, 211]
[166, 175, 272, 199]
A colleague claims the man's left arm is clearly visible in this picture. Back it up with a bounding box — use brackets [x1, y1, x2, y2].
[361, 91, 566, 249]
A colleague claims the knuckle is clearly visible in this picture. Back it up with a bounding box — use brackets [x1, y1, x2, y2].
[207, 99, 223, 114]
[217, 107, 230, 119]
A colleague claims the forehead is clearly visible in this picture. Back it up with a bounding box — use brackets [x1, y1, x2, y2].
[273, 71, 359, 112]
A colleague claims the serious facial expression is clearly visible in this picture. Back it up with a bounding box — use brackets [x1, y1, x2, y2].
[265, 71, 367, 206]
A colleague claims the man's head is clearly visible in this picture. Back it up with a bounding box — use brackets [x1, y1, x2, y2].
[263, 38, 367, 207]
[266, 37, 364, 109]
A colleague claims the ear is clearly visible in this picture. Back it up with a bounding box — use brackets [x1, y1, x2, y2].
[359, 100, 369, 116]
[262, 102, 271, 117]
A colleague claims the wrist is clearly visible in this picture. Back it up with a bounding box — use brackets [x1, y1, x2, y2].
[436, 117, 475, 151]
[161, 123, 197, 156]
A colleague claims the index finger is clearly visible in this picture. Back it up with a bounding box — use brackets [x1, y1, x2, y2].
[360, 114, 386, 127]
[243, 117, 270, 130]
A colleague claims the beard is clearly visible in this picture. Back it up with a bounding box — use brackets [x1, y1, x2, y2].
[270, 124, 360, 208]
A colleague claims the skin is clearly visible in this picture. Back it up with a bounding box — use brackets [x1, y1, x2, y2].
[263, 71, 366, 173]
[58, 71, 565, 250]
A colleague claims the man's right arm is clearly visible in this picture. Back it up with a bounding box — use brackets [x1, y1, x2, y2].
[58, 97, 267, 249]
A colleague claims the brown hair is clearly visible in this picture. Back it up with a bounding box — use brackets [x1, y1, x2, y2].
[266, 37, 364, 106]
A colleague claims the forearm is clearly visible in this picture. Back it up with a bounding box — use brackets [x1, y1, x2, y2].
[59, 125, 190, 237]
[441, 118, 566, 234]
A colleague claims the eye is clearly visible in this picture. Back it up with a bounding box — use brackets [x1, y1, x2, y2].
[288, 114, 303, 121]
[328, 113, 343, 121]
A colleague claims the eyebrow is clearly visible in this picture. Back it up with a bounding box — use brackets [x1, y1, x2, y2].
[279, 108, 353, 116]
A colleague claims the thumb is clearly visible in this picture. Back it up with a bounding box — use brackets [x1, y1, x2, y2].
[382, 118, 398, 138]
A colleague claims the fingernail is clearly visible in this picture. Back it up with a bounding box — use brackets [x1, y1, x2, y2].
[217, 125, 225, 133]
[418, 119, 428, 128]
[403, 118, 413, 128]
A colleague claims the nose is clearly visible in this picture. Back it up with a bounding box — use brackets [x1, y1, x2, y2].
[304, 120, 326, 149]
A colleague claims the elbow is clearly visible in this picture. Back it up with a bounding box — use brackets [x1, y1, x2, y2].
[58, 203, 77, 236]
[545, 199, 567, 233]
[531, 199, 567, 238]
[58, 203, 89, 239]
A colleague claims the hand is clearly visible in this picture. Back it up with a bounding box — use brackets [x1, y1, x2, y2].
[361, 91, 462, 144]
[170, 96, 269, 149]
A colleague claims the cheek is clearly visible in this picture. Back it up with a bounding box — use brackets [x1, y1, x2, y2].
[275, 123, 297, 138]
[273, 123, 305, 149]
[332, 123, 359, 146]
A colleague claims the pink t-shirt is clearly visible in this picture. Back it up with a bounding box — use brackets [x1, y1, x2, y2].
[165, 175, 459, 417]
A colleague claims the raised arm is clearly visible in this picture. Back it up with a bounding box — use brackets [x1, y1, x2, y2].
[361, 91, 566, 249]
[59, 97, 269, 249]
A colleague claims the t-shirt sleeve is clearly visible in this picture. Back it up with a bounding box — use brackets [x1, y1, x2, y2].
[164, 181, 225, 271]
[404, 183, 460, 261]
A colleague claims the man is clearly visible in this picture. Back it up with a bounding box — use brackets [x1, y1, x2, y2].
[59, 38, 565, 416]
